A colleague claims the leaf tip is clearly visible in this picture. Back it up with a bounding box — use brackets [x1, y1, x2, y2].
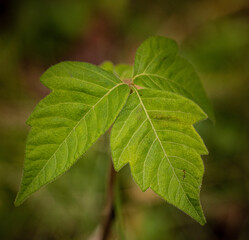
[14, 185, 30, 207]
[14, 194, 23, 207]
[193, 203, 207, 226]
[199, 216, 207, 226]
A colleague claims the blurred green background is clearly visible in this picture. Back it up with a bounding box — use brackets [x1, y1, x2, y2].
[0, 0, 249, 239]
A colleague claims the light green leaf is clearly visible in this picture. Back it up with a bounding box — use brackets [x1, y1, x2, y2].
[133, 36, 214, 121]
[100, 61, 133, 81]
[15, 61, 130, 206]
[100, 61, 114, 74]
[111, 88, 207, 225]
[114, 64, 133, 80]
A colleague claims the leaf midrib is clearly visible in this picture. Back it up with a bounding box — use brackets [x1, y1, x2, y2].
[133, 72, 208, 123]
[24, 83, 125, 195]
[133, 87, 203, 221]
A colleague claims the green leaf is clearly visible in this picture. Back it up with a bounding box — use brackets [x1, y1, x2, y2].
[15, 61, 130, 206]
[16, 36, 211, 226]
[100, 61, 133, 81]
[133, 36, 214, 121]
[114, 64, 133, 80]
[111, 88, 207, 225]
[100, 61, 114, 74]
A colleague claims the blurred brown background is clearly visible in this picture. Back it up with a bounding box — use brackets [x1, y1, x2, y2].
[0, 0, 249, 239]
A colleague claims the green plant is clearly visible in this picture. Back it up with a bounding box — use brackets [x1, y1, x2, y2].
[15, 36, 213, 229]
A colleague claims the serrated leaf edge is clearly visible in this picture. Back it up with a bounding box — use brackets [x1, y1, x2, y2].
[15, 82, 127, 206]
[132, 87, 206, 224]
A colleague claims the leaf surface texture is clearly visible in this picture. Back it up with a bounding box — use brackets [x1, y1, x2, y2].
[111, 88, 207, 224]
[100, 61, 133, 80]
[16, 37, 212, 226]
[133, 36, 214, 121]
[15, 62, 130, 206]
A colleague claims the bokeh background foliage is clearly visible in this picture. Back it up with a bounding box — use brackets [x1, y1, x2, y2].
[0, 0, 249, 239]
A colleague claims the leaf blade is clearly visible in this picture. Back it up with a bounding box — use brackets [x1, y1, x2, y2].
[114, 64, 133, 80]
[133, 36, 214, 121]
[100, 61, 133, 81]
[111, 88, 207, 225]
[15, 62, 130, 206]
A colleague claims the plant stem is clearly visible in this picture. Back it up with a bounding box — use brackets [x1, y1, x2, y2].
[114, 176, 125, 240]
[100, 160, 116, 240]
